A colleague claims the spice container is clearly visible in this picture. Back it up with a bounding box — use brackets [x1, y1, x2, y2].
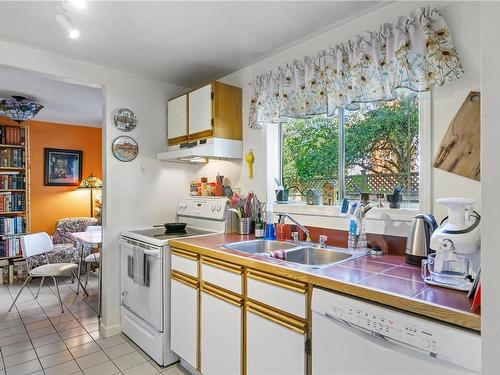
[190, 181, 199, 196]
[215, 174, 224, 196]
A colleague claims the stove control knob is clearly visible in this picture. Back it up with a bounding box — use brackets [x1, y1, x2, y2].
[211, 205, 216, 212]
[216, 205, 222, 212]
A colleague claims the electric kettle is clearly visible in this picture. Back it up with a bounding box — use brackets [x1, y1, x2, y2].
[405, 214, 438, 266]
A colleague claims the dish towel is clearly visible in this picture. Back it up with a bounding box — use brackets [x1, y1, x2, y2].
[267, 250, 287, 260]
[133, 245, 145, 285]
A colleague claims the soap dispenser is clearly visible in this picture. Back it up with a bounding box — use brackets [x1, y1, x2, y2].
[264, 204, 276, 240]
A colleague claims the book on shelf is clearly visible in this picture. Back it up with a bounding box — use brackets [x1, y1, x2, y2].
[0, 125, 26, 146]
[0, 192, 25, 212]
[0, 259, 27, 284]
[0, 171, 25, 190]
[0, 237, 22, 258]
[0, 217, 26, 236]
[0, 148, 25, 168]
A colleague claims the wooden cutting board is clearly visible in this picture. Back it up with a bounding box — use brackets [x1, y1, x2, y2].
[433, 91, 480, 181]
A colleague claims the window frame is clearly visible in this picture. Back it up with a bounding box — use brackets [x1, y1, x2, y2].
[277, 91, 432, 214]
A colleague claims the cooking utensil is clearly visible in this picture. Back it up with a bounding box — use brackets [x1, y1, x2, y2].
[243, 192, 253, 218]
[154, 222, 187, 232]
[223, 185, 233, 199]
[223, 186, 244, 208]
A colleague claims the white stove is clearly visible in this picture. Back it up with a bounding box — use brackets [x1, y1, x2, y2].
[119, 197, 227, 366]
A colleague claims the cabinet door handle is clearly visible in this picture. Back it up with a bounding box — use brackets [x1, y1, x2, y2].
[247, 302, 306, 335]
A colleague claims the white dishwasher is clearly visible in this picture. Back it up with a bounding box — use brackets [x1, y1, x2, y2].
[312, 288, 480, 375]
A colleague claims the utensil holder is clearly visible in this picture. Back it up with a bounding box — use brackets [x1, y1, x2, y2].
[225, 208, 239, 234]
[238, 218, 254, 235]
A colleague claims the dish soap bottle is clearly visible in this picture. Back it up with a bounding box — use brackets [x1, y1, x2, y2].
[264, 205, 276, 240]
[275, 215, 286, 241]
[347, 202, 359, 251]
[255, 208, 264, 239]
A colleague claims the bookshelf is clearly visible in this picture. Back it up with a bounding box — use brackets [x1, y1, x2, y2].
[0, 123, 30, 269]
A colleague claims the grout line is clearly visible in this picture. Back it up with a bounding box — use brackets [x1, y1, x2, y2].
[32, 278, 96, 375]
[23, 276, 100, 374]
[3, 276, 146, 375]
[5, 281, 45, 375]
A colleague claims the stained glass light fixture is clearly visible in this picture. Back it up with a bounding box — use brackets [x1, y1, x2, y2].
[78, 174, 103, 217]
[0, 96, 44, 123]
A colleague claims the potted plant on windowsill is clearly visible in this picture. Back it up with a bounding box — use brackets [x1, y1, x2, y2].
[386, 186, 402, 209]
[274, 177, 289, 203]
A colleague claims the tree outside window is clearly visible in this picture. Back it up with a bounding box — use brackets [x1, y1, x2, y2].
[281, 88, 419, 207]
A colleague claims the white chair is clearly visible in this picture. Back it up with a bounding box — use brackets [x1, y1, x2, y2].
[8, 232, 86, 313]
[84, 225, 101, 289]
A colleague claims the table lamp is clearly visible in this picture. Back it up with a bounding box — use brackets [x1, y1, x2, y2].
[78, 174, 103, 217]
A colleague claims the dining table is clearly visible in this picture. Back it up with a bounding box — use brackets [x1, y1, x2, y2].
[71, 230, 103, 317]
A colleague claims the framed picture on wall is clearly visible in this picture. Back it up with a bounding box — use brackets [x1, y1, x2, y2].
[44, 148, 83, 186]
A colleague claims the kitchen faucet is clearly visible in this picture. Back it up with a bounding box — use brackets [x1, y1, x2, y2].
[278, 213, 311, 243]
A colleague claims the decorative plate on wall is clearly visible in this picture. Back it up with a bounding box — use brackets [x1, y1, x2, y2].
[112, 136, 138, 162]
[113, 108, 137, 132]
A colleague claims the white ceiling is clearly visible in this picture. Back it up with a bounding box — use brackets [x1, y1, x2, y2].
[0, 65, 102, 127]
[0, 1, 386, 87]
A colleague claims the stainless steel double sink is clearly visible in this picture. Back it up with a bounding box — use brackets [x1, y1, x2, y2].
[223, 239, 363, 269]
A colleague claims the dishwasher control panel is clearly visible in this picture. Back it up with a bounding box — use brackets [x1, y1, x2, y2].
[328, 303, 442, 354]
[312, 287, 481, 373]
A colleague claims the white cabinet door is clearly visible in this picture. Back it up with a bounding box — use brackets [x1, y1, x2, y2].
[247, 310, 305, 375]
[168, 95, 187, 140]
[188, 84, 212, 135]
[170, 279, 197, 369]
[201, 292, 241, 375]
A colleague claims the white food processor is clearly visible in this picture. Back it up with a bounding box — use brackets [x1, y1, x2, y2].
[423, 198, 480, 291]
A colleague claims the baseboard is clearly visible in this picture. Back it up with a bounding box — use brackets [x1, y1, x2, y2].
[99, 321, 121, 337]
[180, 359, 202, 375]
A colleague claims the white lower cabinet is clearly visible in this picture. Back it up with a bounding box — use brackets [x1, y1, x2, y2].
[247, 305, 306, 375]
[170, 277, 198, 369]
[201, 290, 242, 375]
[170, 255, 308, 375]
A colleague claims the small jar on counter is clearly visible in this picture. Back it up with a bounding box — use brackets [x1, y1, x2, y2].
[200, 177, 208, 196]
[190, 181, 199, 196]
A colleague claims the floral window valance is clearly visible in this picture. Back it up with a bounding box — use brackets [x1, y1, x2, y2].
[248, 7, 464, 129]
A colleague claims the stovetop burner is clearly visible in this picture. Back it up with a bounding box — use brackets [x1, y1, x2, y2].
[154, 228, 187, 237]
[128, 226, 215, 241]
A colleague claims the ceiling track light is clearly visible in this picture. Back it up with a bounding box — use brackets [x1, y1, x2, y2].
[56, 13, 80, 39]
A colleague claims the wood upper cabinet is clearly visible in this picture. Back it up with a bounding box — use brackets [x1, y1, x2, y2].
[167, 94, 188, 144]
[168, 81, 242, 145]
[188, 84, 213, 137]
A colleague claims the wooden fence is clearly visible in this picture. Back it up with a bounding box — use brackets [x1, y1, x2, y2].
[284, 171, 419, 202]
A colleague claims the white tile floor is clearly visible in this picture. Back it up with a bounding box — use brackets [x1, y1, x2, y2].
[0, 274, 187, 375]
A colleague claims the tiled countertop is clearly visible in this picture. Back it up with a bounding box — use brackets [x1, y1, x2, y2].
[169, 233, 480, 332]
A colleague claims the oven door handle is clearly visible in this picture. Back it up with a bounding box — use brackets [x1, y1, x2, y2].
[144, 249, 162, 258]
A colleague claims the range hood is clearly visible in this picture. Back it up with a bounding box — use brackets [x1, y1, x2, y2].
[157, 138, 242, 163]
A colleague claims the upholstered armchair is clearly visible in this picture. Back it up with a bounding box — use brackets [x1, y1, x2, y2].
[30, 217, 98, 268]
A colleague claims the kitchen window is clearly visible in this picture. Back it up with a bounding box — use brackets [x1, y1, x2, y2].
[280, 88, 430, 210]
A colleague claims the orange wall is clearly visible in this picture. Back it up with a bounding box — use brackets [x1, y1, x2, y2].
[1, 117, 102, 234]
